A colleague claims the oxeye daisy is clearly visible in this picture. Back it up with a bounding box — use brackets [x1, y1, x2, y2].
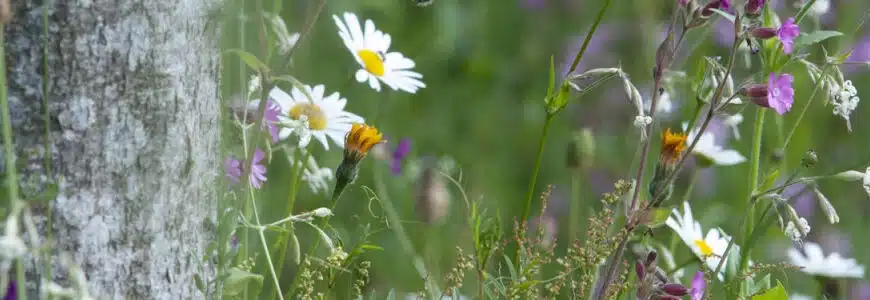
[665, 201, 735, 280]
[333, 12, 426, 93]
[251, 85, 364, 150]
[787, 241, 866, 278]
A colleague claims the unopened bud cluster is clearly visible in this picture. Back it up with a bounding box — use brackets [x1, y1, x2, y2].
[635, 250, 690, 300]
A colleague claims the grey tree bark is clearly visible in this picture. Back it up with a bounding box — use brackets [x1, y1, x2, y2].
[5, 0, 219, 298]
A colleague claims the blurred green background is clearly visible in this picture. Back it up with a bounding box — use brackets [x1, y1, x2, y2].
[218, 0, 870, 298]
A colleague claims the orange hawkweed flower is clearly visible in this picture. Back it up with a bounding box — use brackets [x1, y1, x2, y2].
[660, 128, 687, 164]
[344, 123, 384, 164]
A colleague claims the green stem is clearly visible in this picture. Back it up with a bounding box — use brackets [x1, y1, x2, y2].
[568, 170, 583, 242]
[0, 23, 26, 300]
[516, 114, 554, 265]
[267, 149, 309, 300]
[566, 0, 613, 75]
[782, 65, 830, 150]
[740, 107, 766, 279]
[371, 166, 440, 298]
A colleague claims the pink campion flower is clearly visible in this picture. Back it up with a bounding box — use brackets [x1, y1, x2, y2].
[249, 149, 267, 188]
[742, 73, 795, 114]
[225, 156, 243, 184]
[263, 100, 281, 143]
[777, 17, 800, 54]
[690, 271, 706, 300]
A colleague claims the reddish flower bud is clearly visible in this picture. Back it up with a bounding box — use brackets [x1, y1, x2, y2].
[635, 261, 645, 280]
[661, 283, 689, 296]
[744, 0, 765, 17]
[750, 27, 777, 39]
[701, 0, 730, 17]
[645, 251, 658, 267]
[740, 84, 768, 98]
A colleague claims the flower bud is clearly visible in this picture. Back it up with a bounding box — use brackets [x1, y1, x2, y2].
[740, 84, 768, 98]
[661, 283, 689, 296]
[832, 170, 864, 181]
[635, 261, 646, 280]
[812, 187, 839, 224]
[744, 0, 765, 17]
[801, 149, 818, 169]
[312, 207, 333, 218]
[645, 250, 658, 267]
[750, 27, 777, 39]
[701, 0, 730, 17]
[566, 128, 596, 170]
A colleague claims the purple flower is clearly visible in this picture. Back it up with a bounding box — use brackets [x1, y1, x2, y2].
[250, 149, 267, 189]
[747, 73, 794, 114]
[390, 138, 411, 175]
[690, 271, 706, 300]
[766, 72, 794, 114]
[225, 156, 243, 184]
[4, 280, 16, 300]
[224, 149, 268, 189]
[263, 100, 281, 143]
[777, 17, 800, 54]
[853, 282, 870, 299]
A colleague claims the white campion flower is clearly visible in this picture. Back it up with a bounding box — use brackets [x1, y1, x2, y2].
[784, 217, 811, 243]
[831, 80, 860, 132]
[290, 152, 335, 195]
[787, 241, 866, 278]
[682, 123, 747, 166]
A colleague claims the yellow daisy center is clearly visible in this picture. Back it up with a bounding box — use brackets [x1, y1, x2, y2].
[694, 239, 714, 257]
[289, 103, 327, 130]
[357, 50, 386, 76]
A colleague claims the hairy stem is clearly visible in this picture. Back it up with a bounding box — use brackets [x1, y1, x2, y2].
[267, 149, 309, 300]
[739, 107, 766, 280]
[516, 114, 554, 266]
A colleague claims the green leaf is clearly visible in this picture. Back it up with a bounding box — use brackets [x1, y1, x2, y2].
[751, 281, 787, 300]
[794, 31, 843, 50]
[759, 169, 780, 193]
[226, 49, 267, 72]
[708, 8, 735, 23]
[221, 267, 264, 297]
[359, 244, 384, 251]
[750, 273, 772, 295]
[503, 254, 518, 281]
[794, 0, 818, 24]
[647, 208, 672, 228]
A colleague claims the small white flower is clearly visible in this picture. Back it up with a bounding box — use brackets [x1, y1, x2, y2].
[333, 12, 425, 93]
[722, 113, 743, 140]
[682, 123, 747, 166]
[633, 115, 652, 140]
[248, 75, 261, 97]
[251, 85, 364, 150]
[831, 80, 860, 132]
[787, 241, 865, 278]
[784, 218, 811, 242]
[299, 155, 334, 195]
[665, 202, 734, 281]
[0, 234, 27, 260]
[863, 167, 870, 199]
[265, 13, 301, 54]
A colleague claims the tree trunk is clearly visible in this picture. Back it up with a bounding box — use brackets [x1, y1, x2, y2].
[5, 0, 219, 298]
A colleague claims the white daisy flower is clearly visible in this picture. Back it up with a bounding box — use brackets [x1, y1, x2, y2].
[250, 85, 364, 150]
[333, 12, 426, 93]
[787, 241, 866, 278]
[665, 201, 734, 281]
[682, 123, 746, 166]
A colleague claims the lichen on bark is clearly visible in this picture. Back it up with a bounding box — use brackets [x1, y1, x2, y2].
[4, 0, 220, 298]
